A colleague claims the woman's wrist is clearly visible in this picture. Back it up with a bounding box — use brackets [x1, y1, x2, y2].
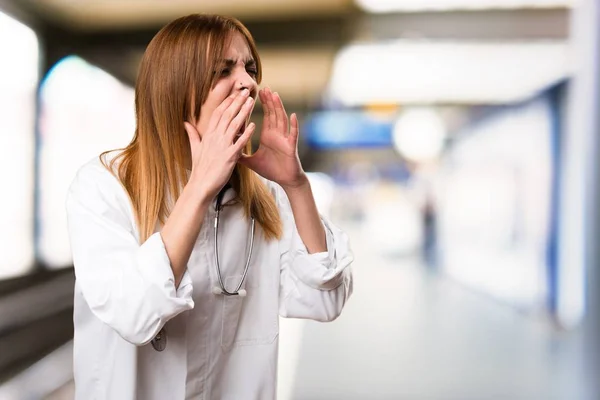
[280, 174, 327, 253]
[281, 173, 310, 195]
[184, 179, 213, 209]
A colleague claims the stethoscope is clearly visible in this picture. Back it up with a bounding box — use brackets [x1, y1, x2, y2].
[152, 184, 255, 352]
[211, 183, 255, 297]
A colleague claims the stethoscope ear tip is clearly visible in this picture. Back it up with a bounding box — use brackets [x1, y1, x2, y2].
[238, 289, 247, 297]
[212, 286, 223, 295]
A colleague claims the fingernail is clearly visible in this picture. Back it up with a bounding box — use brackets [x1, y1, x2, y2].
[242, 89, 249, 96]
[246, 97, 254, 105]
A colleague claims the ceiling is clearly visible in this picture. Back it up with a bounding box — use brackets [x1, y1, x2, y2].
[1, 0, 573, 107]
[20, 0, 356, 30]
[120, 46, 338, 106]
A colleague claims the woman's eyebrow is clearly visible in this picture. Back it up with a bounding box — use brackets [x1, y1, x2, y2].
[221, 58, 255, 66]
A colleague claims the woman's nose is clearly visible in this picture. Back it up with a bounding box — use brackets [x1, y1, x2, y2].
[235, 70, 257, 95]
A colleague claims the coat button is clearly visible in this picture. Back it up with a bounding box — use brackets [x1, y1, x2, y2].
[151, 328, 167, 352]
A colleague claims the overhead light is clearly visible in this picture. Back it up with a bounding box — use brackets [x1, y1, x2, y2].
[392, 107, 446, 162]
[355, 0, 573, 13]
[328, 40, 569, 105]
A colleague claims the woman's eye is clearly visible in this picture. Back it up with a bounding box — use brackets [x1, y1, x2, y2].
[220, 68, 231, 76]
[247, 68, 258, 77]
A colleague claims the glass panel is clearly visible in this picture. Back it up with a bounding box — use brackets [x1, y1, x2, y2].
[38, 56, 135, 268]
[0, 11, 38, 279]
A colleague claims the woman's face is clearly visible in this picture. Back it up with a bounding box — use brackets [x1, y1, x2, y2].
[196, 31, 258, 139]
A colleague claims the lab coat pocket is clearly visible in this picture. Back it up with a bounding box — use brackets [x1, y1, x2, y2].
[221, 275, 278, 351]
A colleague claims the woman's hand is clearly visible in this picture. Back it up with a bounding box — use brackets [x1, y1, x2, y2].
[184, 89, 256, 200]
[238, 88, 307, 189]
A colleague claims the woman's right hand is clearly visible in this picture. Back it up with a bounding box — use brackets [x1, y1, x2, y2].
[183, 89, 256, 201]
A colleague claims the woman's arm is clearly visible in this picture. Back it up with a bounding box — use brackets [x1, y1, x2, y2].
[274, 182, 353, 322]
[237, 88, 353, 321]
[164, 89, 256, 286]
[67, 163, 195, 345]
[281, 177, 327, 254]
[238, 88, 327, 255]
[160, 181, 211, 288]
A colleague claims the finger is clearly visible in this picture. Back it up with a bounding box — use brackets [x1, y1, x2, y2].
[272, 92, 289, 133]
[233, 122, 256, 155]
[258, 89, 271, 130]
[207, 94, 237, 133]
[259, 89, 272, 130]
[289, 113, 299, 142]
[184, 121, 201, 147]
[264, 88, 277, 130]
[217, 89, 251, 134]
[226, 96, 255, 141]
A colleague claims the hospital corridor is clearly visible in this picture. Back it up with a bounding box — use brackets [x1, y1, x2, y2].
[0, 220, 591, 399]
[0, 0, 599, 399]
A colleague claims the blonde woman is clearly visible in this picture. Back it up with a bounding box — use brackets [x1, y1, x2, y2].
[66, 13, 353, 400]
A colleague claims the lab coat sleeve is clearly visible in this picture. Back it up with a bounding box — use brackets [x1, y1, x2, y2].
[65, 161, 194, 346]
[275, 183, 354, 322]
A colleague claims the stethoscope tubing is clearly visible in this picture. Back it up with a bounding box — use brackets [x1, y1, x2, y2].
[213, 187, 255, 296]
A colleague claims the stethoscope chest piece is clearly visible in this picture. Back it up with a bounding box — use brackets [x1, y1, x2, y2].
[151, 328, 167, 352]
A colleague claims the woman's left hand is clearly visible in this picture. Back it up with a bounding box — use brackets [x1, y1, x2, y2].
[238, 87, 307, 189]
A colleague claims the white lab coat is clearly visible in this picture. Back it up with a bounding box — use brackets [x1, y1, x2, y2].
[65, 153, 353, 400]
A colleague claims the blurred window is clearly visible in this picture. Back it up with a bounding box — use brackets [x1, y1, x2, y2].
[436, 95, 554, 309]
[38, 56, 135, 268]
[0, 11, 38, 279]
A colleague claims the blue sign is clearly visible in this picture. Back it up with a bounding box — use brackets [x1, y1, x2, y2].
[303, 111, 393, 149]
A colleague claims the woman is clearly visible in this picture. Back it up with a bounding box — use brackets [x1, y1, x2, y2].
[65, 13, 353, 400]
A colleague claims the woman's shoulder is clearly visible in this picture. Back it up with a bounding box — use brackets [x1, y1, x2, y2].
[67, 150, 138, 234]
[73, 150, 121, 183]
[68, 150, 129, 206]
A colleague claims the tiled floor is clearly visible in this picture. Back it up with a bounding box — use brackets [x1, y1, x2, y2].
[1, 221, 593, 400]
[287, 223, 589, 399]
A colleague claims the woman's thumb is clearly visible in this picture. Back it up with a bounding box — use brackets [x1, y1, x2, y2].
[184, 122, 200, 146]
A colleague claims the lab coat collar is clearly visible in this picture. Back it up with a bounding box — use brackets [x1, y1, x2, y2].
[214, 185, 237, 209]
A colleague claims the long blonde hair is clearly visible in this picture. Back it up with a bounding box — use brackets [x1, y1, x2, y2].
[101, 14, 282, 243]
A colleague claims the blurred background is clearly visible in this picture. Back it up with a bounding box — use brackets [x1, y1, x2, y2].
[0, 0, 599, 399]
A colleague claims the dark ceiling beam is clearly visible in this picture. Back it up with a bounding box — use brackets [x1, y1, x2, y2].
[5, 0, 571, 82]
[358, 8, 569, 41]
[37, 7, 569, 85]
[0, 0, 40, 28]
[37, 14, 353, 88]
[41, 14, 351, 50]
